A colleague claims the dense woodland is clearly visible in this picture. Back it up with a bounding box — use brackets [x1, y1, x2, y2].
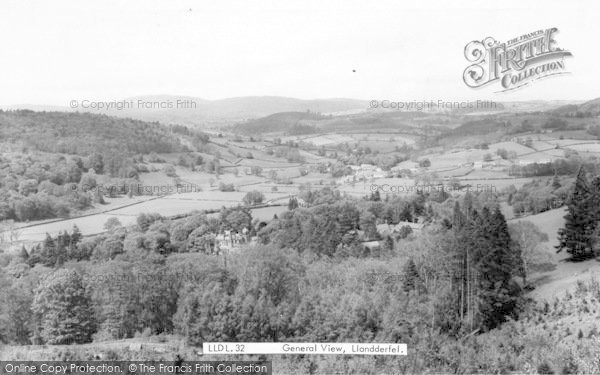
[0, 111, 213, 222]
[2, 183, 599, 372]
[0, 110, 186, 155]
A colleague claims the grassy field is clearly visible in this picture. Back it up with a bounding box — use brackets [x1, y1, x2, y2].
[509, 208, 600, 301]
[11, 190, 286, 244]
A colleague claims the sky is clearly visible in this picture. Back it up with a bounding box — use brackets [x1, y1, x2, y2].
[0, 0, 598, 105]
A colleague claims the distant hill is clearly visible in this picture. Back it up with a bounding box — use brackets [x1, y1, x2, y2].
[232, 110, 431, 135]
[550, 104, 580, 116]
[449, 118, 508, 136]
[4, 96, 369, 126]
[0, 110, 185, 155]
[502, 100, 584, 112]
[542, 97, 600, 116]
[232, 111, 327, 135]
[578, 97, 600, 114]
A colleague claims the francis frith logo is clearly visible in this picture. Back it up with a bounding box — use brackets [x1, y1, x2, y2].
[463, 28, 572, 92]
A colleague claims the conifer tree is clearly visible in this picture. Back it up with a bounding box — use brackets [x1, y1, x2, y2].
[369, 190, 381, 201]
[32, 269, 96, 344]
[382, 235, 394, 254]
[475, 207, 521, 329]
[450, 204, 523, 331]
[586, 176, 600, 256]
[70, 225, 82, 247]
[452, 201, 466, 230]
[557, 166, 595, 259]
[18, 245, 29, 261]
[402, 258, 421, 293]
[288, 197, 299, 210]
[41, 233, 57, 267]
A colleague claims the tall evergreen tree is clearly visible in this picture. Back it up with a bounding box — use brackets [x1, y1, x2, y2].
[586, 176, 600, 256]
[288, 197, 299, 210]
[402, 258, 421, 293]
[70, 225, 82, 246]
[32, 269, 96, 344]
[18, 245, 29, 261]
[449, 205, 523, 332]
[41, 233, 57, 267]
[452, 201, 466, 230]
[369, 190, 381, 202]
[474, 207, 522, 330]
[557, 166, 595, 260]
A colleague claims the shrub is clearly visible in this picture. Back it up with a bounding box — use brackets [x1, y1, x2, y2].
[536, 361, 554, 375]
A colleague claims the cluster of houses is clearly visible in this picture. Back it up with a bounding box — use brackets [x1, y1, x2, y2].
[209, 219, 424, 255]
[214, 228, 257, 252]
[339, 164, 389, 184]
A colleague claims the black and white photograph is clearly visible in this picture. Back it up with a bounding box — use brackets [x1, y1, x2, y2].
[1, 0, 600, 374]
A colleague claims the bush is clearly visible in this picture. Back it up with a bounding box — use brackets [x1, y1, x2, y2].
[536, 361, 554, 375]
[103, 217, 122, 231]
[496, 148, 509, 159]
[218, 182, 235, 192]
[243, 191, 265, 206]
[163, 164, 177, 177]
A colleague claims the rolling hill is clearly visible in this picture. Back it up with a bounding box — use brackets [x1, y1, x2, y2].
[578, 97, 600, 115]
[3, 96, 369, 125]
[0, 110, 186, 155]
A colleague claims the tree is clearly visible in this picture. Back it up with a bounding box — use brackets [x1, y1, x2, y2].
[243, 191, 265, 206]
[448, 203, 523, 332]
[177, 155, 189, 167]
[496, 148, 508, 160]
[0, 275, 34, 344]
[222, 209, 252, 233]
[187, 226, 216, 254]
[359, 212, 379, 241]
[474, 207, 522, 330]
[32, 269, 96, 344]
[552, 174, 561, 189]
[218, 182, 235, 192]
[556, 167, 595, 260]
[94, 187, 105, 204]
[87, 153, 104, 174]
[402, 259, 421, 293]
[298, 167, 309, 177]
[137, 213, 162, 232]
[69, 225, 83, 258]
[174, 274, 237, 344]
[18, 245, 29, 260]
[288, 197, 299, 210]
[164, 164, 177, 177]
[268, 170, 278, 181]
[508, 221, 553, 286]
[251, 166, 263, 176]
[398, 225, 413, 239]
[381, 235, 394, 254]
[104, 217, 123, 231]
[233, 246, 303, 341]
[369, 190, 381, 201]
[40, 233, 59, 267]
